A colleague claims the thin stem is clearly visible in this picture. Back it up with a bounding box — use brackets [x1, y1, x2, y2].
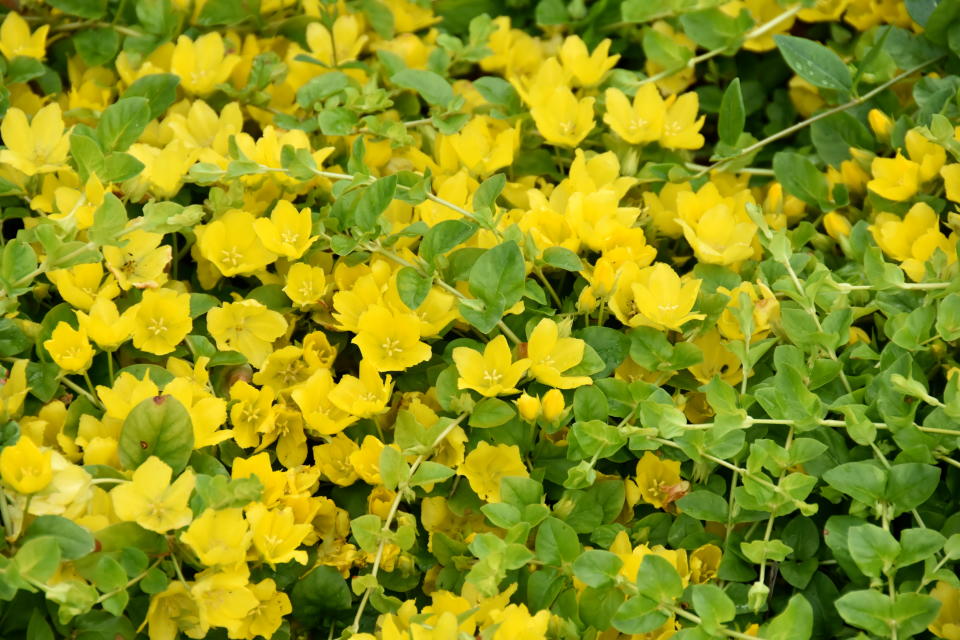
[697, 56, 945, 177]
[670, 606, 769, 640]
[61, 375, 103, 409]
[350, 413, 469, 633]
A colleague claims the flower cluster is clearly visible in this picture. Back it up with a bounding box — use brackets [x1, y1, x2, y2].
[1, 1, 960, 640]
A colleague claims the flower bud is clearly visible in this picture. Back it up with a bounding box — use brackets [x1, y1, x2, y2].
[868, 108, 893, 141]
[823, 211, 852, 241]
[517, 393, 541, 422]
[748, 581, 770, 613]
[542, 389, 565, 423]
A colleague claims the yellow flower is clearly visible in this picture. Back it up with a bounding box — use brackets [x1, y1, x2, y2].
[329, 361, 393, 419]
[526, 318, 592, 389]
[942, 164, 960, 203]
[687, 329, 743, 386]
[292, 369, 356, 435]
[253, 201, 316, 260]
[76, 296, 135, 351]
[47, 262, 119, 311]
[125, 140, 199, 200]
[929, 581, 960, 640]
[868, 153, 920, 201]
[350, 435, 391, 485]
[196, 209, 278, 277]
[823, 211, 852, 240]
[636, 451, 687, 510]
[0, 436, 53, 494]
[871, 202, 942, 263]
[181, 508, 252, 567]
[517, 393, 541, 422]
[716, 281, 780, 341]
[283, 262, 327, 308]
[868, 108, 893, 141]
[229, 381, 275, 449]
[352, 306, 433, 372]
[603, 84, 665, 144]
[246, 503, 311, 567]
[207, 300, 288, 369]
[559, 35, 619, 87]
[661, 92, 705, 149]
[460, 442, 528, 503]
[43, 322, 95, 373]
[530, 88, 595, 148]
[313, 434, 360, 486]
[453, 335, 530, 397]
[97, 371, 159, 422]
[610, 263, 705, 331]
[676, 197, 758, 265]
[142, 581, 208, 640]
[110, 456, 196, 533]
[437, 116, 518, 175]
[689, 544, 723, 584]
[0, 103, 70, 175]
[304, 15, 367, 66]
[232, 452, 286, 507]
[490, 603, 551, 640]
[103, 228, 172, 291]
[130, 288, 192, 355]
[0, 360, 29, 422]
[170, 32, 240, 95]
[0, 12, 48, 60]
[190, 567, 258, 636]
[542, 388, 566, 423]
[233, 578, 292, 640]
[906, 129, 946, 183]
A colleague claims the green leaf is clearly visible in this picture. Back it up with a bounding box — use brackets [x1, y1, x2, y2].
[892, 593, 942, 637]
[924, 0, 960, 44]
[741, 539, 794, 564]
[774, 34, 852, 93]
[290, 566, 352, 625]
[676, 491, 728, 522]
[836, 590, 893, 636]
[391, 69, 454, 107]
[396, 267, 432, 310]
[118, 395, 194, 474]
[13, 536, 61, 582]
[121, 74, 181, 121]
[896, 528, 945, 568]
[613, 596, 668, 634]
[89, 194, 128, 247]
[680, 8, 752, 52]
[27, 609, 54, 640]
[355, 175, 398, 231]
[937, 293, 960, 340]
[318, 107, 359, 136]
[72, 28, 119, 66]
[102, 151, 145, 182]
[351, 514, 382, 554]
[535, 517, 581, 566]
[763, 594, 814, 640]
[0, 318, 29, 356]
[718, 77, 746, 146]
[773, 152, 831, 210]
[690, 584, 736, 629]
[197, 0, 260, 25]
[296, 72, 352, 108]
[541, 246, 583, 271]
[473, 76, 522, 115]
[572, 550, 624, 588]
[473, 174, 506, 214]
[48, 0, 106, 18]
[886, 463, 939, 516]
[142, 201, 204, 235]
[0, 238, 38, 295]
[469, 397, 516, 428]
[409, 461, 455, 487]
[822, 461, 886, 505]
[96, 97, 151, 152]
[22, 516, 95, 560]
[95, 522, 167, 555]
[635, 554, 683, 602]
[420, 219, 476, 264]
[190, 474, 262, 511]
[847, 523, 900, 578]
[468, 241, 525, 309]
[379, 446, 408, 491]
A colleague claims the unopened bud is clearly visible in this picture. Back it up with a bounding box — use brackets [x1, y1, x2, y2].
[542, 389, 565, 423]
[517, 393, 541, 422]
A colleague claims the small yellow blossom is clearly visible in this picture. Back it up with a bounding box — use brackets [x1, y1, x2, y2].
[352, 306, 433, 372]
[44, 322, 95, 373]
[283, 263, 327, 308]
[329, 361, 393, 419]
[110, 456, 195, 533]
[76, 296, 135, 351]
[0, 436, 53, 494]
[130, 288, 192, 355]
[143, 581, 208, 640]
[453, 335, 530, 397]
[170, 32, 240, 96]
[254, 201, 317, 260]
[716, 281, 780, 341]
[559, 35, 619, 87]
[526, 318, 592, 388]
[246, 503, 311, 567]
[181, 508, 252, 567]
[292, 369, 356, 435]
[460, 441, 528, 502]
[207, 300, 288, 368]
[661, 93, 705, 149]
[103, 229, 172, 291]
[604, 84, 665, 144]
[610, 263, 705, 331]
[0, 12, 48, 60]
[0, 103, 70, 175]
[929, 581, 960, 640]
[636, 451, 688, 510]
[868, 153, 921, 201]
[530, 88, 595, 148]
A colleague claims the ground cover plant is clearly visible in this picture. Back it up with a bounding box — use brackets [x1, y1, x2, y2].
[2, 0, 960, 638]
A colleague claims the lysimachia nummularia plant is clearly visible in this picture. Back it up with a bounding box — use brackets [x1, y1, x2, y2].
[1, 0, 960, 639]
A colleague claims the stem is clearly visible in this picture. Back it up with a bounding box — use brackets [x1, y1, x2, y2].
[637, 5, 802, 89]
[0, 494, 12, 540]
[95, 558, 163, 604]
[350, 413, 469, 633]
[534, 267, 563, 308]
[61, 375, 103, 409]
[107, 352, 115, 384]
[698, 56, 945, 177]
[670, 606, 770, 640]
